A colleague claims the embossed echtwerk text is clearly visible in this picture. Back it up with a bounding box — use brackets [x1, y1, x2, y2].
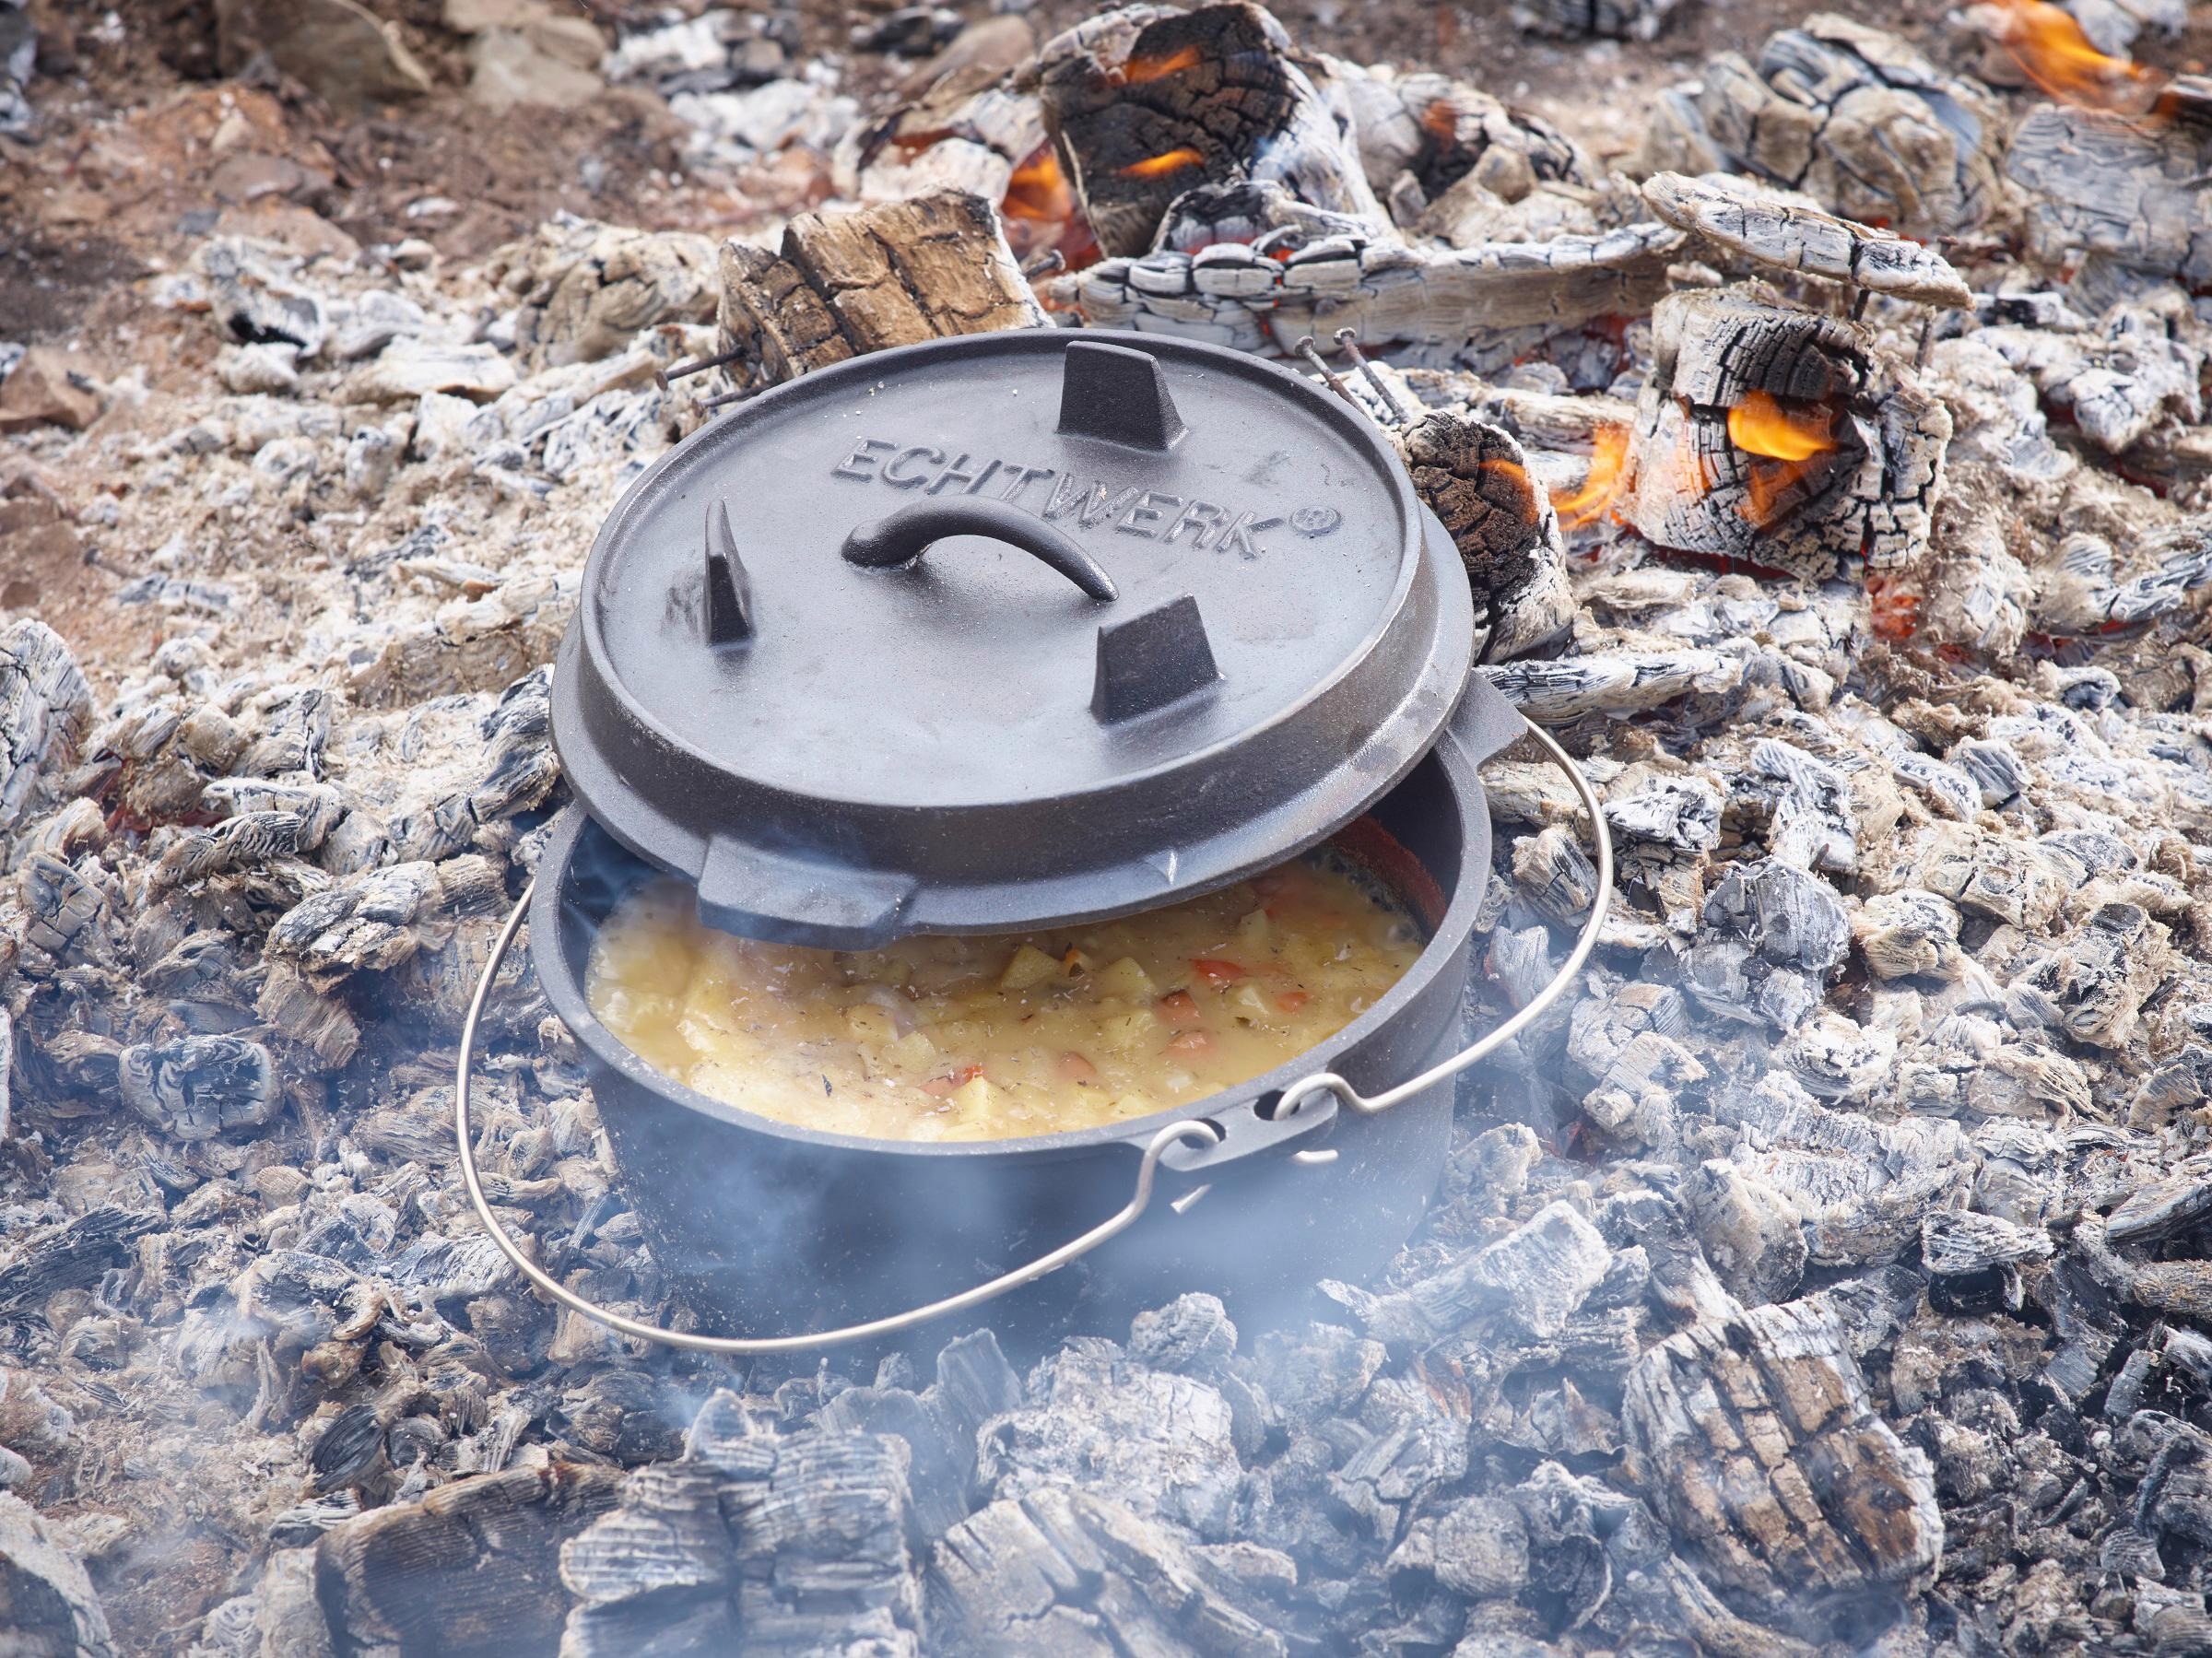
[830, 435, 1337, 559]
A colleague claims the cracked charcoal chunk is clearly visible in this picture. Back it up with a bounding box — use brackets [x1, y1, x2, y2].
[1920, 1209, 2054, 1276]
[0, 618, 91, 835]
[1326, 1199, 1613, 1343]
[315, 1464, 623, 1657]
[818, 1328, 1023, 1539]
[931, 1486, 1287, 1657]
[117, 1035, 279, 1141]
[1510, 0, 1676, 40]
[0, 1490, 115, 1657]
[1637, 15, 2006, 241]
[979, 1342, 1243, 1542]
[716, 188, 1045, 388]
[1621, 1296, 1943, 1637]
[0, 1207, 159, 1323]
[1065, 222, 1682, 372]
[2005, 104, 2212, 289]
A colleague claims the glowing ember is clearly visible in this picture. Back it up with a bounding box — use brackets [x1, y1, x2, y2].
[1985, 0, 2162, 113]
[1547, 425, 1631, 531]
[1120, 43, 1202, 85]
[1116, 147, 1205, 181]
[1002, 147, 1075, 224]
[1729, 392, 1841, 529]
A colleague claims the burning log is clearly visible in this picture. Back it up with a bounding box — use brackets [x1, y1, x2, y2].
[0, 1493, 114, 1656]
[837, 17, 1043, 204]
[1334, 66, 1594, 222]
[1036, 3, 1382, 260]
[1394, 410, 1577, 660]
[1621, 286, 1951, 580]
[715, 189, 1047, 390]
[1636, 14, 2009, 241]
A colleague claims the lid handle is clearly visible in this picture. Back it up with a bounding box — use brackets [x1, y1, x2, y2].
[841, 500, 1119, 603]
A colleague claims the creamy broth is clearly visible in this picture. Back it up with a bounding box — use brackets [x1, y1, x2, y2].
[585, 852, 1424, 1142]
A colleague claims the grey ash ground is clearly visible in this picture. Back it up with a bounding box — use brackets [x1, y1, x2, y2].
[8, 0, 2212, 1653]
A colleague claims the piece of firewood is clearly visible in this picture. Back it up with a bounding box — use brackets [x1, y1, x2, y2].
[716, 189, 1046, 389]
[1622, 285, 1950, 579]
[1037, 2, 1382, 260]
[1065, 220, 1681, 370]
[1394, 409, 1577, 660]
[1642, 171, 1971, 309]
[1621, 1295, 1943, 1634]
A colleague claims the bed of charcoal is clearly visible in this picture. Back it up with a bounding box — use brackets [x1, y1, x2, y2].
[7, 0, 2212, 1652]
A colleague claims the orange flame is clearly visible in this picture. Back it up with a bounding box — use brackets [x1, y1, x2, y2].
[1117, 147, 1204, 181]
[1987, 0, 2162, 113]
[1728, 391, 1839, 463]
[1120, 43, 1202, 85]
[1547, 425, 1631, 531]
[1729, 392, 1840, 528]
[1002, 147, 1074, 224]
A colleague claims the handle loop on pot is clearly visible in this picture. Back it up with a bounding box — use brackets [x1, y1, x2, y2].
[1266, 716, 1613, 1126]
[453, 711, 1609, 1353]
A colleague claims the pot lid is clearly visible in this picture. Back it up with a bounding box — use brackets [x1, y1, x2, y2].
[553, 328, 1473, 947]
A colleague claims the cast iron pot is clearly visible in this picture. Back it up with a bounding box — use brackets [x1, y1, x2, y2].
[453, 675, 1607, 1350]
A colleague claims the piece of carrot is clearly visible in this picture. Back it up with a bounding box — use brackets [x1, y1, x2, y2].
[920, 1064, 983, 1097]
[1191, 958, 1245, 984]
[1165, 1030, 1214, 1057]
[1157, 991, 1205, 1029]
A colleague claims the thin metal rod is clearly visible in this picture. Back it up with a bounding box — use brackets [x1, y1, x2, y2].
[1269, 715, 1612, 1124]
[1291, 334, 1358, 406]
[658, 347, 746, 385]
[1334, 328, 1410, 427]
[699, 389, 748, 413]
[1021, 249, 1066, 280]
[453, 883, 1219, 1355]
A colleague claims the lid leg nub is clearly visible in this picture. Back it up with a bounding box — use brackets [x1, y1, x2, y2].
[703, 499, 754, 645]
[1056, 341, 1187, 452]
[1092, 594, 1219, 723]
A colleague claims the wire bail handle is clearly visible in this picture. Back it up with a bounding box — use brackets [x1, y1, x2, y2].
[453, 716, 1611, 1354]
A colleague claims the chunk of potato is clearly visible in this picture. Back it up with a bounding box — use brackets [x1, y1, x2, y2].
[999, 944, 1063, 992]
[1091, 956, 1157, 1001]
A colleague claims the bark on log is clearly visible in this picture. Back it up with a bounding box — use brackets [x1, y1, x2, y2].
[716, 190, 1046, 389]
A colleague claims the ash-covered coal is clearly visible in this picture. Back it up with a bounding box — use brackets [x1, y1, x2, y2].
[7, 0, 2212, 1652]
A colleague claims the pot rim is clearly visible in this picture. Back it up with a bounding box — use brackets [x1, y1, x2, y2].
[528, 729, 1491, 1163]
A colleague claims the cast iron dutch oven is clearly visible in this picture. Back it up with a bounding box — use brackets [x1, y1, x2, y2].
[453, 329, 1610, 1352]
